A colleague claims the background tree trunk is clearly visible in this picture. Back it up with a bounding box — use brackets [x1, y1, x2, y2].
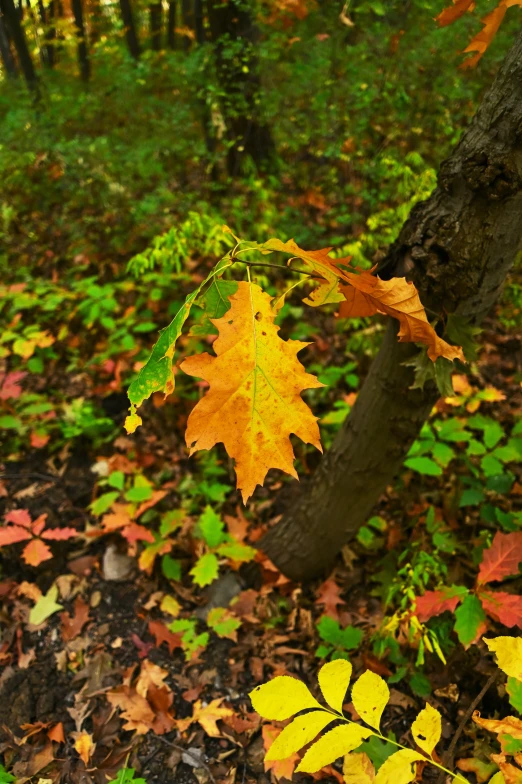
[71, 0, 90, 80]
[194, 0, 204, 44]
[0, 9, 17, 76]
[181, 0, 193, 50]
[167, 0, 176, 48]
[119, 0, 140, 60]
[261, 27, 522, 582]
[206, 0, 276, 176]
[149, 2, 162, 50]
[1, 0, 39, 95]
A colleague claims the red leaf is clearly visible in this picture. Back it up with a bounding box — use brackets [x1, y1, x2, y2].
[4, 509, 32, 528]
[479, 590, 522, 628]
[42, 527, 78, 541]
[30, 432, 50, 449]
[22, 539, 53, 567]
[415, 586, 467, 621]
[478, 531, 522, 584]
[315, 578, 345, 620]
[0, 526, 32, 546]
[61, 596, 91, 642]
[31, 515, 48, 537]
[121, 523, 155, 544]
[148, 620, 183, 655]
[0, 371, 27, 400]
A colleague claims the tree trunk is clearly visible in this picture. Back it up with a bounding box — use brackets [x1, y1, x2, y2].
[0, 0, 39, 96]
[194, 0, 204, 44]
[0, 9, 17, 76]
[71, 0, 90, 80]
[206, 0, 276, 176]
[181, 0, 193, 50]
[119, 0, 140, 60]
[37, 0, 55, 67]
[149, 2, 162, 50]
[261, 28, 522, 581]
[167, 0, 176, 48]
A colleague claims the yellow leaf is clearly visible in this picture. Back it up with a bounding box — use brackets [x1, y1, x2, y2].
[250, 675, 323, 720]
[374, 749, 424, 784]
[264, 710, 335, 761]
[125, 410, 143, 434]
[181, 282, 323, 502]
[72, 731, 95, 765]
[136, 659, 169, 698]
[411, 703, 442, 756]
[352, 671, 390, 731]
[488, 774, 506, 784]
[485, 636, 522, 680]
[472, 711, 522, 740]
[160, 595, 181, 617]
[296, 723, 372, 773]
[318, 659, 352, 713]
[343, 752, 376, 783]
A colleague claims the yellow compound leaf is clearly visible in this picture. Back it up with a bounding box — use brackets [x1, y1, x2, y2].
[411, 703, 442, 756]
[472, 711, 522, 740]
[296, 723, 372, 773]
[318, 659, 353, 714]
[374, 749, 424, 784]
[488, 774, 506, 784]
[343, 752, 376, 783]
[250, 675, 323, 721]
[181, 282, 323, 502]
[485, 636, 522, 680]
[264, 710, 336, 761]
[352, 671, 390, 731]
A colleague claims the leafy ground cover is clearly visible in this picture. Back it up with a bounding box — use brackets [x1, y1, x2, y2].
[1, 2, 522, 783]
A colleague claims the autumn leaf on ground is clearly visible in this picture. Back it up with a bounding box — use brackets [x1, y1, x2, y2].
[262, 724, 300, 782]
[61, 596, 91, 642]
[415, 585, 468, 621]
[315, 578, 345, 620]
[148, 620, 183, 654]
[181, 281, 323, 502]
[29, 583, 64, 626]
[478, 591, 522, 629]
[176, 698, 234, 737]
[72, 730, 95, 764]
[472, 712, 522, 740]
[478, 532, 522, 584]
[135, 659, 169, 698]
[1, 510, 77, 567]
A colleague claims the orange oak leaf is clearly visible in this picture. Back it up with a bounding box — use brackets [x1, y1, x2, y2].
[135, 659, 169, 698]
[478, 531, 522, 584]
[436, 0, 476, 27]
[181, 281, 323, 502]
[106, 687, 156, 734]
[478, 590, 522, 628]
[148, 620, 183, 654]
[339, 272, 464, 362]
[262, 239, 463, 362]
[460, 0, 522, 69]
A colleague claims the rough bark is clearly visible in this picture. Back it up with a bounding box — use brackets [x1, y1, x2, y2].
[149, 2, 162, 50]
[0, 9, 17, 76]
[1, 0, 39, 95]
[206, 0, 277, 176]
[119, 0, 140, 60]
[261, 28, 522, 581]
[71, 0, 90, 80]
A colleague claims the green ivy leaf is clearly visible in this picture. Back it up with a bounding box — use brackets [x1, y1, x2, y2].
[198, 505, 226, 548]
[190, 552, 219, 587]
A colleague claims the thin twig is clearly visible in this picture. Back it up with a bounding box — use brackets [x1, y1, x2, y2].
[0, 472, 62, 483]
[233, 259, 312, 277]
[156, 736, 216, 783]
[437, 670, 500, 784]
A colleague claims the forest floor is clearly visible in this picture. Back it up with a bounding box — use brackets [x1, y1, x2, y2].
[1, 251, 522, 784]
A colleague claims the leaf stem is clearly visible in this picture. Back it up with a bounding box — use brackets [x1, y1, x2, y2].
[233, 258, 312, 277]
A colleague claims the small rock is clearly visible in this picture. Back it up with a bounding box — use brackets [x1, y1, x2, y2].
[102, 544, 135, 582]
